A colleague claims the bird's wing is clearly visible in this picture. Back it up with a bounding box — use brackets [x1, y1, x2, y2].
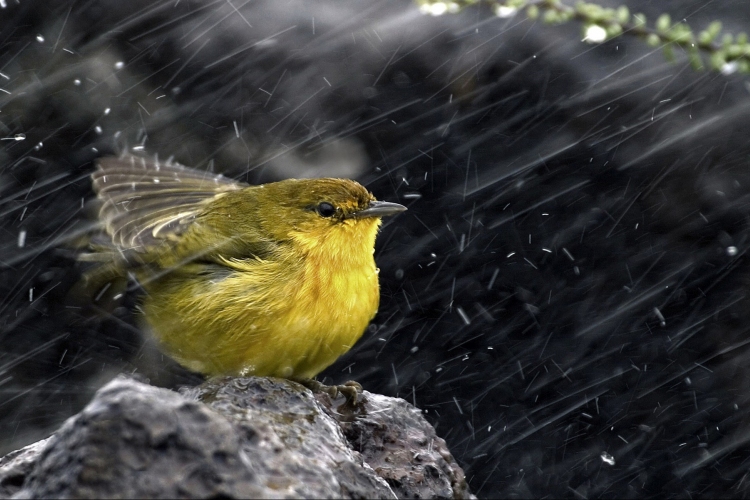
[93, 155, 246, 252]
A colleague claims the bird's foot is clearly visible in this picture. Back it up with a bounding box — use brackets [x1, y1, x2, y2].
[297, 379, 363, 406]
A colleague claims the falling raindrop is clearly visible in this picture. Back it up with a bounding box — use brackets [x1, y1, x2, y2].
[600, 452, 616, 466]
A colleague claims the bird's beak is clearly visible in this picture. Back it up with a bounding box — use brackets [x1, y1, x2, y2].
[350, 200, 407, 219]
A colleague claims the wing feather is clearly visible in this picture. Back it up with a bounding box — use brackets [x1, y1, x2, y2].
[93, 155, 246, 251]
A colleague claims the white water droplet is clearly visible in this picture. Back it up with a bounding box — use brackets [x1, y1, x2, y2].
[583, 25, 607, 44]
[421, 1, 447, 16]
[494, 5, 517, 18]
[721, 62, 738, 75]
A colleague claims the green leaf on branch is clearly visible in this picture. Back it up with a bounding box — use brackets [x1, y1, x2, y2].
[417, 0, 750, 74]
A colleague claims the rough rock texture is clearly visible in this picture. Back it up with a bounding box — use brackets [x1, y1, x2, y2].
[0, 439, 51, 498]
[314, 392, 472, 499]
[1, 376, 473, 499]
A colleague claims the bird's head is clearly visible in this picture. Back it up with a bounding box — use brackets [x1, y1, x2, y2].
[249, 178, 406, 258]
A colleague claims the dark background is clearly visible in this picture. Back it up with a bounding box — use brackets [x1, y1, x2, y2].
[3, 0, 750, 497]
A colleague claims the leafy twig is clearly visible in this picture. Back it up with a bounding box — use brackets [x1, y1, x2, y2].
[416, 0, 750, 74]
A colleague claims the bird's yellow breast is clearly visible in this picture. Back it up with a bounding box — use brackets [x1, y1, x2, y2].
[140, 217, 382, 379]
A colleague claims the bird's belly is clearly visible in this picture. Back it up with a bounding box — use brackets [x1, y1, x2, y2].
[257, 264, 380, 378]
[144, 259, 380, 379]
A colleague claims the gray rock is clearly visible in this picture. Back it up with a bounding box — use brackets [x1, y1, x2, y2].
[0, 439, 51, 497]
[312, 390, 473, 499]
[1, 376, 473, 499]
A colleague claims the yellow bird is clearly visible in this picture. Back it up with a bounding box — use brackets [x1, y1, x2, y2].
[82, 155, 406, 396]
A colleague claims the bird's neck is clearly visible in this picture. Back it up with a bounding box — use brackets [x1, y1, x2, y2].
[290, 220, 379, 268]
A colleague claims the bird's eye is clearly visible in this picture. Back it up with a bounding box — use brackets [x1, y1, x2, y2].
[316, 202, 336, 217]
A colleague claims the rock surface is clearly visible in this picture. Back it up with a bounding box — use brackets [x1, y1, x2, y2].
[1, 376, 473, 499]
